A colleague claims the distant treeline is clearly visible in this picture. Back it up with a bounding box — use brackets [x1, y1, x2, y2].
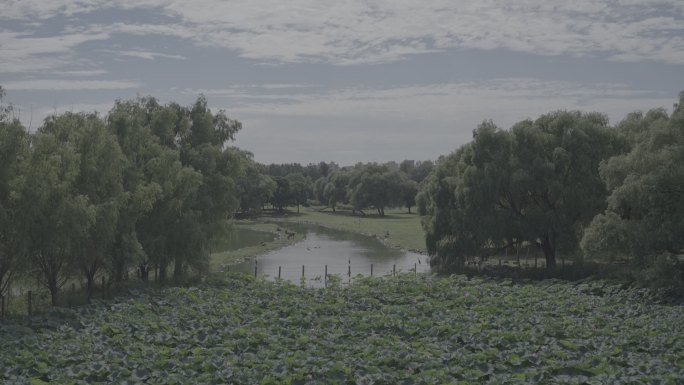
[252, 159, 434, 215]
[418, 92, 684, 295]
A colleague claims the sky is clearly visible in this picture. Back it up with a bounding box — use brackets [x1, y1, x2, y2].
[1, 0, 683, 165]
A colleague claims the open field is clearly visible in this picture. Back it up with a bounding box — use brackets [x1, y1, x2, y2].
[2, 274, 683, 384]
[271, 206, 426, 253]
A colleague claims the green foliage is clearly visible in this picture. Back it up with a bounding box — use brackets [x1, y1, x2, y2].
[582, 93, 684, 278]
[237, 154, 276, 212]
[421, 112, 622, 270]
[1, 274, 683, 384]
[348, 164, 403, 216]
[0, 107, 29, 297]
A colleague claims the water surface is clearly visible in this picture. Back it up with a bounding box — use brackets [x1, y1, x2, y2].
[231, 222, 429, 286]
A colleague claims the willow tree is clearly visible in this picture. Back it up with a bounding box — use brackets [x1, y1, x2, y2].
[0, 97, 29, 299]
[421, 111, 622, 270]
[582, 93, 684, 266]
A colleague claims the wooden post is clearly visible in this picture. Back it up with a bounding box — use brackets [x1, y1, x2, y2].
[27, 291, 32, 318]
[102, 276, 105, 300]
[348, 262, 351, 284]
[324, 265, 328, 287]
[370, 264, 373, 277]
[414, 263, 417, 275]
[278, 266, 281, 279]
[254, 259, 258, 278]
[393, 264, 396, 277]
[302, 265, 305, 278]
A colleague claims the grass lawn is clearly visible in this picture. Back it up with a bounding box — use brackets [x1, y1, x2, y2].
[270, 206, 426, 253]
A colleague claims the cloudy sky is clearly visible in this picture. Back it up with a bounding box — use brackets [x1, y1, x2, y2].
[1, 0, 683, 165]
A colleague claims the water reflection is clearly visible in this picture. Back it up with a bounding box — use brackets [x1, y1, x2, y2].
[231, 222, 429, 286]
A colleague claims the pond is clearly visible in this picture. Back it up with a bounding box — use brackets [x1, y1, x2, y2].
[230, 222, 430, 286]
[211, 226, 276, 252]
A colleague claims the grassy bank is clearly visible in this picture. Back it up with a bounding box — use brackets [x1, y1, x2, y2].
[209, 221, 304, 272]
[2, 274, 682, 384]
[271, 206, 426, 253]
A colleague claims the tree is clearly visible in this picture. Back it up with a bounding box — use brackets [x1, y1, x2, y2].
[24, 129, 96, 305]
[399, 176, 419, 213]
[0, 97, 29, 300]
[421, 112, 622, 270]
[270, 177, 292, 211]
[42, 112, 126, 301]
[348, 165, 402, 216]
[322, 171, 350, 212]
[582, 93, 684, 264]
[286, 173, 310, 213]
[237, 154, 276, 212]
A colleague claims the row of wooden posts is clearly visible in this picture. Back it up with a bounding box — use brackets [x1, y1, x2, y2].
[253, 260, 419, 287]
[0, 276, 108, 322]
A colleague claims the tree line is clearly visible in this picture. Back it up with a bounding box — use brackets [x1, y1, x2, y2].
[418, 92, 684, 293]
[0, 91, 254, 304]
[239, 159, 434, 216]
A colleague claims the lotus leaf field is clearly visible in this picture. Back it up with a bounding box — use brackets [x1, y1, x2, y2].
[1, 274, 683, 384]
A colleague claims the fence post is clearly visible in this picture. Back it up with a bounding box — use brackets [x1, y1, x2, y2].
[370, 264, 373, 277]
[278, 266, 281, 279]
[348, 260, 351, 284]
[254, 259, 258, 278]
[414, 263, 417, 275]
[324, 265, 328, 287]
[302, 265, 305, 278]
[393, 264, 396, 277]
[27, 291, 32, 318]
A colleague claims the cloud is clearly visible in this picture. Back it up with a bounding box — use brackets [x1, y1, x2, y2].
[53, 69, 109, 76]
[104, 49, 187, 60]
[3, 1, 684, 68]
[0, 30, 110, 73]
[190, 78, 673, 127]
[3, 79, 141, 91]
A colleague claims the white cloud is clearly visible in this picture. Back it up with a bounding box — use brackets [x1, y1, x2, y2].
[0, 30, 110, 72]
[3, 1, 684, 66]
[3, 79, 141, 91]
[192, 78, 673, 127]
[53, 69, 109, 76]
[104, 49, 187, 60]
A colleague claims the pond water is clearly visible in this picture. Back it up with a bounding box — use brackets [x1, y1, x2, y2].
[212, 226, 276, 252]
[230, 222, 430, 286]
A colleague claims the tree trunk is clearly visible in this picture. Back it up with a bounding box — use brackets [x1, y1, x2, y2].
[174, 257, 183, 280]
[48, 280, 59, 306]
[84, 262, 98, 303]
[158, 264, 166, 283]
[114, 262, 124, 283]
[540, 234, 557, 269]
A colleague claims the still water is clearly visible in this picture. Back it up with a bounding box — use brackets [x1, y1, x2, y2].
[230, 222, 429, 286]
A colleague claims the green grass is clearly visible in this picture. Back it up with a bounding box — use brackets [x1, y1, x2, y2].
[272, 206, 426, 253]
[209, 221, 304, 271]
[2, 274, 683, 384]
